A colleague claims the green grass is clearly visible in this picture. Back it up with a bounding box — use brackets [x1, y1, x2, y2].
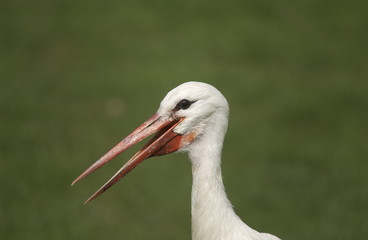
[1, 0, 367, 239]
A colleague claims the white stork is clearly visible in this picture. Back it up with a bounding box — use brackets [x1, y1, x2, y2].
[72, 81, 281, 240]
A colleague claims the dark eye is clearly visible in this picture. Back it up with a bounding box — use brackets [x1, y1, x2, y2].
[175, 99, 194, 110]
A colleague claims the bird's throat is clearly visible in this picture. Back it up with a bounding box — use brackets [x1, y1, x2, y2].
[190, 150, 237, 240]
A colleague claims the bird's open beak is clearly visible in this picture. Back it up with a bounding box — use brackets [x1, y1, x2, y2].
[71, 113, 184, 204]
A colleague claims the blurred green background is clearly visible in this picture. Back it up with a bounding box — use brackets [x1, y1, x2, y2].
[1, 0, 367, 239]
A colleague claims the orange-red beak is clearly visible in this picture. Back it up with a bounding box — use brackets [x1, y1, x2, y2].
[72, 113, 184, 204]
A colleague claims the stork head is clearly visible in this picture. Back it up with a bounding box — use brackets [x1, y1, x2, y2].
[72, 82, 229, 203]
[158, 81, 229, 150]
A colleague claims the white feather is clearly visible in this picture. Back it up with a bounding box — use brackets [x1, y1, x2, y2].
[157, 82, 281, 240]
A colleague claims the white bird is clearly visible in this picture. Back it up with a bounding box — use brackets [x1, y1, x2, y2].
[72, 81, 281, 240]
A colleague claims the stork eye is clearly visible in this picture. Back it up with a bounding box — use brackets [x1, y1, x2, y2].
[175, 99, 194, 110]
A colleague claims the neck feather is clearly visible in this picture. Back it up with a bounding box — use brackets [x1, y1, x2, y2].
[188, 112, 262, 240]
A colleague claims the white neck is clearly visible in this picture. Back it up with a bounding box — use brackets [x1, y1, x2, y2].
[188, 112, 268, 240]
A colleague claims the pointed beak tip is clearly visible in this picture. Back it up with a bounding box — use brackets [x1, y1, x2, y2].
[71, 176, 82, 186]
